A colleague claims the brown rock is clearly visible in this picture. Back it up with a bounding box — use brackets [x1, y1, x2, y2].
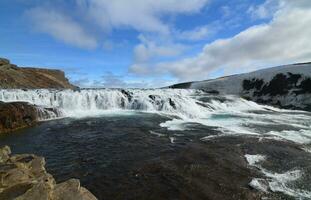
[0, 57, 77, 89]
[0, 146, 97, 200]
[0, 101, 62, 134]
[53, 179, 98, 200]
[0, 58, 10, 66]
[0, 101, 39, 134]
[0, 145, 11, 163]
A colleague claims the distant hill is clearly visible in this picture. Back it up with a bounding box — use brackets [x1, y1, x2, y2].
[169, 62, 311, 111]
[0, 58, 77, 89]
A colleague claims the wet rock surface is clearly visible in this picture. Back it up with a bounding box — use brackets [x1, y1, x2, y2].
[0, 146, 97, 200]
[0, 101, 62, 134]
[0, 102, 39, 134]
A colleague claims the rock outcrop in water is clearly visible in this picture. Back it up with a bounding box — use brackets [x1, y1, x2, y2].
[169, 62, 311, 111]
[0, 146, 97, 200]
[0, 58, 77, 89]
[0, 101, 62, 134]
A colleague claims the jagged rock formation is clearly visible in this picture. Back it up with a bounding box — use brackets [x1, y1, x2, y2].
[169, 62, 311, 111]
[0, 101, 62, 134]
[0, 146, 97, 200]
[0, 58, 77, 89]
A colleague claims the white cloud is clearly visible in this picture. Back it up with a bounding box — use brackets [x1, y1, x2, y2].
[177, 25, 211, 41]
[77, 0, 209, 34]
[25, 0, 209, 49]
[129, 35, 187, 76]
[247, 0, 281, 19]
[26, 7, 98, 49]
[130, 0, 311, 81]
[134, 35, 186, 63]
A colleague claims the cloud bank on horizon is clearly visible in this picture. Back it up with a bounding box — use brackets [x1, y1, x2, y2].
[1, 0, 311, 87]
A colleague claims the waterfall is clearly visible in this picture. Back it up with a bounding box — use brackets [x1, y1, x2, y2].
[0, 88, 281, 120]
[0, 89, 207, 118]
[1, 88, 310, 144]
[35, 106, 64, 121]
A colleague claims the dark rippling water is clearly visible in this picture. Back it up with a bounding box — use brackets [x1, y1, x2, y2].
[0, 113, 189, 199]
[1, 111, 311, 200]
[0, 89, 311, 199]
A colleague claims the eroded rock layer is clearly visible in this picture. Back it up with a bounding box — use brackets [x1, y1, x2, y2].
[0, 58, 77, 89]
[0, 146, 97, 200]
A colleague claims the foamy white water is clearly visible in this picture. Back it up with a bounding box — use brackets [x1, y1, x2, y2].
[1, 88, 311, 198]
[0, 89, 311, 145]
[245, 154, 311, 198]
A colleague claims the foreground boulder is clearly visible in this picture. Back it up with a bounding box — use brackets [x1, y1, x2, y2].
[0, 146, 97, 200]
[0, 101, 62, 134]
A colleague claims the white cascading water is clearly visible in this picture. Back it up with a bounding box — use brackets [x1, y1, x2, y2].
[0, 89, 218, 118]
[35, 106, 64, 121]
[1, 89, 310, 199]
[0, 89, 278, 114]
[0, 88, 310, 144]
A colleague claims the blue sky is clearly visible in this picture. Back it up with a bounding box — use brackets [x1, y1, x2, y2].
[1, 0, 311, 88]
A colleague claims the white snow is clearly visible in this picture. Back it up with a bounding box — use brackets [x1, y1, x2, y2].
[189, 62, 311, 95]
[245, 154, 311, 198]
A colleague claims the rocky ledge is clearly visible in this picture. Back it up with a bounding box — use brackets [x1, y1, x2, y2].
[0, 146, 97, 200]
[0, 58, 77, 89]
[0, 101, 61, 134]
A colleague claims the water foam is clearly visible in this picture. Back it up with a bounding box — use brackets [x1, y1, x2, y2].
[245, 154, 311, 198]
[245, 154, 266, 166]
[1, 89, 311, 144]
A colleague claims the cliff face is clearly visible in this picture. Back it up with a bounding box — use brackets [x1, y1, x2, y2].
[0, 58, 77, 89]
[169, 62, 311, 111]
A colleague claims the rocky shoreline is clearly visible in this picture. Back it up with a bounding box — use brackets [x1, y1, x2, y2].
[0, 145, 97, 200]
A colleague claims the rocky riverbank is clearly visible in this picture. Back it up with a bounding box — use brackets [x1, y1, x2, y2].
[0, 101, 62, 134]
[0, 145, 97, 200]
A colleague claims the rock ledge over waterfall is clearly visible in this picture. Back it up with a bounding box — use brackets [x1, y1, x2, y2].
[0, 145, 97, 200]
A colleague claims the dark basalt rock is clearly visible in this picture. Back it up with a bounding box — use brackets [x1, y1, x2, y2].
[298, 78, 311, 93]
[149, 95, 157, 101]
[120, 89, 133, 102]
[243, 73, 307, 97]
[169, 82, 192, 89]
[0, 101, 62, 134]
[243, 79, 264, 91]
[169, 98, 177, 109]
[203, 90, 220, 95]
[0, 58, 10, 66]
[0, 101, 39, 134]
[257, 73, 289, 96]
